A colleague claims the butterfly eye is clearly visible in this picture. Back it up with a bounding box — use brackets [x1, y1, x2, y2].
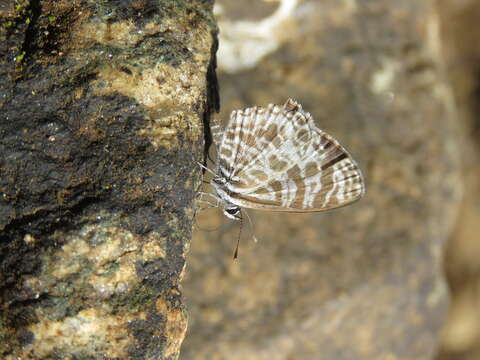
[225, 207, 240, 215]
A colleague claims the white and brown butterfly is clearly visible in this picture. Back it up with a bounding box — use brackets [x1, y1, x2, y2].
[203, 99, 365, 222]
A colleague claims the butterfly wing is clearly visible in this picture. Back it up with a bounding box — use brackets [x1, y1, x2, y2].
[216, 99, 365, 212]
[210, 116, 224, 148]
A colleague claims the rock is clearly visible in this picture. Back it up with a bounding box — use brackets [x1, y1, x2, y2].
[436, 1, 480, 359]
[0, 1, 217, 359]
[183, 0, 462, 359]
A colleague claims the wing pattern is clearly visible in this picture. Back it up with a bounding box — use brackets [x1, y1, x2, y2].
[215, 99, 365, 212]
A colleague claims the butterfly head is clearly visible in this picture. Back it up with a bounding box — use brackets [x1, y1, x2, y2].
[210, 176, 242, 221]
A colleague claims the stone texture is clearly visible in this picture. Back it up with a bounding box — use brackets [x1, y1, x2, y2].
[436, 1, 480, 359]
[183, 0, 462, 359]
[0, 1, 217, 359]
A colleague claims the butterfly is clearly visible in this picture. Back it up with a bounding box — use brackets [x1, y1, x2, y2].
[199, 98, 365, 227]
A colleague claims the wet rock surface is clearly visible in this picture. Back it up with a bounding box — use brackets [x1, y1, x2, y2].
[0, 1, 217, 358]
[183, 0, 461, 359]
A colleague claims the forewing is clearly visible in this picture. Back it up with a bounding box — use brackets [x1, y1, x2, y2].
[218, 99, 364, 212]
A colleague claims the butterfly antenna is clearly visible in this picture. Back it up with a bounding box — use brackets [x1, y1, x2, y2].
[243, 209, 258, 243]
[233, 214, 243, 260]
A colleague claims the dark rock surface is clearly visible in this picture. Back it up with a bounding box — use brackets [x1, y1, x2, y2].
[0, 1, 217, 358]
[183, 0, 462, 359]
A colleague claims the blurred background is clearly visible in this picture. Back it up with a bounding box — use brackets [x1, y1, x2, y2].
[183, 0, 480, 359]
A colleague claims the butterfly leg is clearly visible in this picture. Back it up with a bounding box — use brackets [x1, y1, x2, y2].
[196, 162, 217, 177]
[196, 191, 221, 208]
[193, 195, 219, 224]
[196, 199, 219, 208]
